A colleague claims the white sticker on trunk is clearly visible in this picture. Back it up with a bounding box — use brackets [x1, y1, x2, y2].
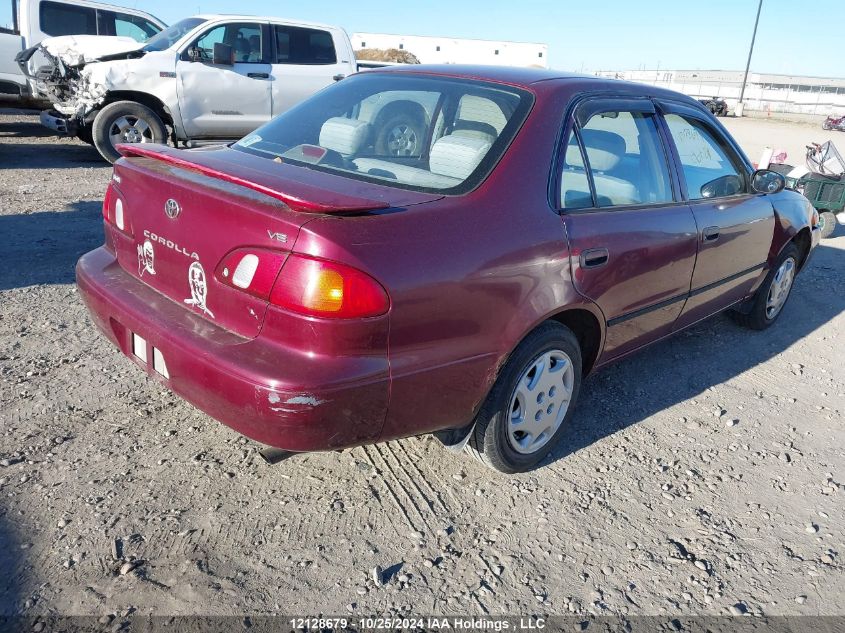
[184, 261, 214, 318]
[137, 240, 156, 276]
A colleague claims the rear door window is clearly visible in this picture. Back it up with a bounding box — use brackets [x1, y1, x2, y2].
[40, 1, 96, 36]
[274, 25, 337, 64]
[561, 108, 673, 209]
[97, 10, 161, 41]
[664, 114, 745, 200]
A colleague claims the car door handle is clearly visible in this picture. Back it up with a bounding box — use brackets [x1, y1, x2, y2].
[580, 248, 609, 269]
[333, 73, 346, 81]
[702, 226, 720, 242]
[247, 72, 270, 79]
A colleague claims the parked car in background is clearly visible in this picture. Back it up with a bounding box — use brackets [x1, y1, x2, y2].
[77, 67, 821, 473]
[823, 114, 845, 131]
[698, 96, 728, 116]
[19, 14, 359, 162]
[0, 0, 164, 100]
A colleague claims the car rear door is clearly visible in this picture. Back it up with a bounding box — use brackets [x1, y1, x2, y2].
[176, 21, 272, 138]
[558, 98, 699, 361]
[268, 23, 347, 116]
[657, 101, 776, 329]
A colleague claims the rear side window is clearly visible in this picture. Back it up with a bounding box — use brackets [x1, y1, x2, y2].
[664, 114, 745, 199]
[40, 1, 96, 36]
[274, 25, 337, 64]
[561, 109, 673, 209]
[97, 10, 161, 42]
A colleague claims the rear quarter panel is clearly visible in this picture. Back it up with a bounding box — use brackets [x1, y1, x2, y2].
[293, 81, 603, 440]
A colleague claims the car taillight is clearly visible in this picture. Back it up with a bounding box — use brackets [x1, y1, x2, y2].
[216, 248, 288, 300]
[270, 254, 389, 319]
[103, 182, 130, 234]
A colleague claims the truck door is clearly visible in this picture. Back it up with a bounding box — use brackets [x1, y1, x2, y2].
[656, 101, 776, 329]
[268, 24, 349, 116]
[176, 21, 272, 138]
[558, 98, 699, 361]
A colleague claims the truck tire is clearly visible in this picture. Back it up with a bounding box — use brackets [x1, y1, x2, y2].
[374, 105, 426, 157]
[92, 100, 167, 164]
[819, 212, 836, 239]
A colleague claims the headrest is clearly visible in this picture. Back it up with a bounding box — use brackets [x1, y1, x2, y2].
[429, 134, 492, 180]
[319, 117, 370, 156]
[575, 129, 626, 172]
[451, 119, 498, 144]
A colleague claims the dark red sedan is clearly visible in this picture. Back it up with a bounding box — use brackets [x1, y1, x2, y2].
[77, 66, 821, 473]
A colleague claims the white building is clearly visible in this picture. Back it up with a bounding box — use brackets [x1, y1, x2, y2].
[352, 32, 548, 68]
[595, 69, 845, 116]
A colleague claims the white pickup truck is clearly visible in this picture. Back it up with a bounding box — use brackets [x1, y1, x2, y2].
[20, 14, 361, 162]
[1, 0, 164, 100]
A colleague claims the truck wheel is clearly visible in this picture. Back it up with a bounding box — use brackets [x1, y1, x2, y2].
[466, 322, 582, 473]
[819, 212, 836, 239]
[375, 107, 426, 157]
[92, 100, 167, 164]
[731, 243, 799, 331]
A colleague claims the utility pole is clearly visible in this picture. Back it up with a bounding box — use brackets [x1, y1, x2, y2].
[739, 0, 763, 105]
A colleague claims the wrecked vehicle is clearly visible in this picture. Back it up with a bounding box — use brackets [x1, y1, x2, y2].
[77, 66, 820, 473]
[18, 14, 358, 162]
[1, 0, 164, 100]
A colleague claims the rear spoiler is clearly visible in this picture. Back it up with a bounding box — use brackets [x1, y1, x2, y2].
[116, 144, 391, 214]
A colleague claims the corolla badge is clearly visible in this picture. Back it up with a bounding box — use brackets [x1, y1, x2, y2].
[184, 261, 214, 318]
[137, 239, 156, 276]
[164, 198, 181, 219]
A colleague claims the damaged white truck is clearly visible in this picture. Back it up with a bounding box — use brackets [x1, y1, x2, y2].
[18, 15, 358, 162]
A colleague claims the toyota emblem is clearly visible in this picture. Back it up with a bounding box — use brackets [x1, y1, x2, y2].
[164, 198, 180, 219]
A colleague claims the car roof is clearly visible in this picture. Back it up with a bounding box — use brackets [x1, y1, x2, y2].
[192, 14, 340, 30]
[363, 64, 709, 108]
[367, 64, 586, 87]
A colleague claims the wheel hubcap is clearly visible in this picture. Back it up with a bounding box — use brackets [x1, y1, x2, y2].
[109, 115, 153, 147]
[765, 257, 796, 320]
[386, 124, 418, 156]
[507, 349, 575, 455]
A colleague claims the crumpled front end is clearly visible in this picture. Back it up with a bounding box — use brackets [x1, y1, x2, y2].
[17, 35, 142, 118]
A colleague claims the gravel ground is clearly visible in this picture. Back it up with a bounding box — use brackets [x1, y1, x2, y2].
[1, 109, 843, 620]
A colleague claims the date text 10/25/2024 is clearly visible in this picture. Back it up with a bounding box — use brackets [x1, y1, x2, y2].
[290, 617, 547, 630]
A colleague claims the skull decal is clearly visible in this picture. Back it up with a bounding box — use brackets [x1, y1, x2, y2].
[183, 261, 214, 317]
[137, 239, 156, 276]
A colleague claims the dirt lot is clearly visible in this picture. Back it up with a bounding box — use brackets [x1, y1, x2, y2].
[1, 109, 843, 621]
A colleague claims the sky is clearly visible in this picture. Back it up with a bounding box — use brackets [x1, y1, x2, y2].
[9, 0, 844, 78]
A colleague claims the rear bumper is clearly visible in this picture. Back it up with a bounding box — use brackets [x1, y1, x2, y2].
[76, 246, 389, 451]
[40, 109, 75, 135]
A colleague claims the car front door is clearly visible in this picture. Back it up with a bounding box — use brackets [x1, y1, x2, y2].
[558, 98, 699, 362]
[658, 102, 776, 329]
[269, 24, 346, 116]
[176, 21, 272, 138]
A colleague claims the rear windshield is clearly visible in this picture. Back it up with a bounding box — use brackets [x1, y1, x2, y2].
[142, 17, 205, 52]
[233, 73, 533, 194]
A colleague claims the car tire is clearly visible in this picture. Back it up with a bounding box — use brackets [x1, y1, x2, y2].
[823, 121, 833, 131]
[465, 322, 582, 473]
[92, 100, 167, 164]
[374, 108, 426, 157]
[819, 211, 836, 239]
[731, 243, 800, 331]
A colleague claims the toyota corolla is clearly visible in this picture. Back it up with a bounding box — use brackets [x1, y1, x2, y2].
[76, 66, 821, 473]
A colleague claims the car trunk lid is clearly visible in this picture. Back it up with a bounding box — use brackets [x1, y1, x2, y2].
[109, 145, 441, 339]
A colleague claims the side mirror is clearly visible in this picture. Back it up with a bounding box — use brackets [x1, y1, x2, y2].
[751, 169, 786, 195]
[700, 174, 743, 199]
[212, 43, 234, 66]
[187, 46, 202, 62]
